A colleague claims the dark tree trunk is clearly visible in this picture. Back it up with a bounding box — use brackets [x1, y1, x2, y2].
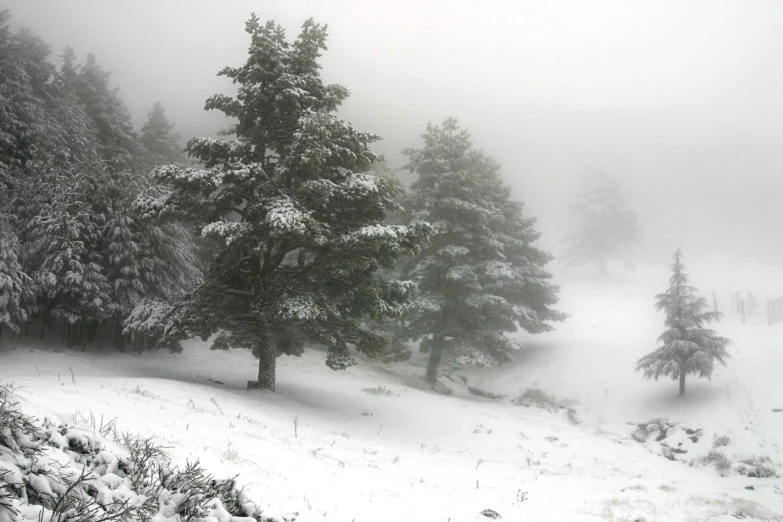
[61, 321, 66, 343]
[115, 313, 126, 351]
[86, 321, 98, 342]
[79, 318, 86, 351]
[678, 372, 686, 397]
[24, 321, 29, 336]
[40, 311, 47, 340]
[425, 344, 444, 385]
[253, 342, 277, 391]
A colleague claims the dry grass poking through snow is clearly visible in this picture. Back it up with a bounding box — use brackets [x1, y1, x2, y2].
[0, 382, 296, 522]
[513, 388, 581, 425]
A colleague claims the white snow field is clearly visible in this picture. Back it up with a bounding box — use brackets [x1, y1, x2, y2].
[2, 261, 782, 521]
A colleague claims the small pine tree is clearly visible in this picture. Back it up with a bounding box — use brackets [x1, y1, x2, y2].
[564, 171, 639, 274]
[636, 249, 732, 396]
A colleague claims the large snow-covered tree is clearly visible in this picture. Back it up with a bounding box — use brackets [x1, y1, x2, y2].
[402, 118, 565, 384]
[148, 15, 431, 390]
[636, 249, 731, 396]
[564, 172, 640, 274]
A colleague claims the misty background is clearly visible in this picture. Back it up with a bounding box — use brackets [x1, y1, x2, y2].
[7, 0, 783, 269]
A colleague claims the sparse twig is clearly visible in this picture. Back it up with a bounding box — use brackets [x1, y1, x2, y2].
[210, 398, 223, 415]
[69, 367, 76, 385]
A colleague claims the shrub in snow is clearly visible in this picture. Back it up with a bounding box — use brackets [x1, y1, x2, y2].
[735, 456, 778, 478]
[361, 386, 401, 397]
[636, 249, 732, 397]
[713, 435, 731, 448]
[0, 384, 296, 522]
[699, 450, 732, 477]
[513, 389, 561, 411]
[630, 418, 675, 444]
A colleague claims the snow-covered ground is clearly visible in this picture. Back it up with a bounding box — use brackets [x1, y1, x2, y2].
[2, 261, 782, 521]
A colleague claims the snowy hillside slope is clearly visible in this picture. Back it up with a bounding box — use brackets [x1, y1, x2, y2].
[1, 262, 782, 521]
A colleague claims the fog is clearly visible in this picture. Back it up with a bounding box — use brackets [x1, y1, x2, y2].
[8, 0, 783, 265]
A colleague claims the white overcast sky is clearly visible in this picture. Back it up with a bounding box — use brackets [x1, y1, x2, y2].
[6, 0, 783, 262]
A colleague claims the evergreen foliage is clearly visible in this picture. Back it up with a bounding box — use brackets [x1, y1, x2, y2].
[150, 15, 432, 390]
[0, 208, 29, 344]
[75, 53, 138, 171]
[564, 171, 640, 274]
[636, 249, 732, 396]
[402, 118, 564, 383]
[0, 10, 200, 350]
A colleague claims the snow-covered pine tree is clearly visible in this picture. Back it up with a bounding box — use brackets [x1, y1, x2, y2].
[564, 171, 640, 274]
[50, 47, 100, 164]
[402, 118, 565, 384]
[149, 15, 431, 390]
[140, 101, 182, 163]
[0, 11, 63, 170]
[25, 166, 111, 348]
[0, 208, 29, 344]
[636, 249, 731, 396]
[76, 53, 137, 171]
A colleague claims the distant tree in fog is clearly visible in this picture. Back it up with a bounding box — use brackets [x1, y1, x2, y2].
[141, 101, 182, 162]
[563, 172, 639, 274]
[636, 249, 731, 397]
[402, 118, 565, 385]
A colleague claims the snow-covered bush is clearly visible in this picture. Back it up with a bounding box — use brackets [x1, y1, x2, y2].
[122, 300, 181, 354]
[700, 450, 732, 477]
[513, 388, 561, 411]
[735, 456, 778, 478]
[0, 384, 296, 522]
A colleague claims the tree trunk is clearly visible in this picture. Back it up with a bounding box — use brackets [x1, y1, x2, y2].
[425, 344, 445, 385]
[115, 313, 126, 351]
[252, 342, 277, 391]
[86, 321, 98, 342]
[40, 311, 47, 340]
[79, 318, 86, 351]
[678, 372, 686, 397]
[599, 258, 608, 275]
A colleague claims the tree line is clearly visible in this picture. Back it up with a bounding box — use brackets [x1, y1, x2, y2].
[0, 9, 729, 396]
